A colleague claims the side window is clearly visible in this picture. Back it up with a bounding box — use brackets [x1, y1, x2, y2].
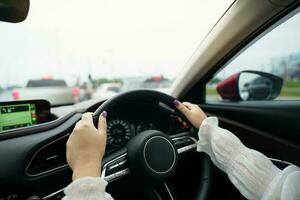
[206, 11, 300, 102]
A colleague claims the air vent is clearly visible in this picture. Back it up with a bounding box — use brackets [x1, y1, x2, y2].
[26, 135, 69, 176]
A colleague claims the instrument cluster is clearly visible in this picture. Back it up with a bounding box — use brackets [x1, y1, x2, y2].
[106, 119, 158, 154]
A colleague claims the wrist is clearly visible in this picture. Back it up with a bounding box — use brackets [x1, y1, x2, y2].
[72, 161, 102, 181]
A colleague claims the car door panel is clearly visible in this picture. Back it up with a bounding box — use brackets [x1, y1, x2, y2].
[201, 101, 300, 166]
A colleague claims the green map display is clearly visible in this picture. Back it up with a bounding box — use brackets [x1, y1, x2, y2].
[0, 104, 37, 131]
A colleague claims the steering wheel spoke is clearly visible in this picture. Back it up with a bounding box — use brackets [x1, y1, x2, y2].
[101, 151, 130, 183]
[170, 132, 198, 154]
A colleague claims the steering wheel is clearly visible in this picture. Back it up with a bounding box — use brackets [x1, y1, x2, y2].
[92, 90, 212, 200]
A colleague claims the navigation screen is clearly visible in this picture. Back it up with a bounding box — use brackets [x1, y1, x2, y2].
[0, 104, 37, 131]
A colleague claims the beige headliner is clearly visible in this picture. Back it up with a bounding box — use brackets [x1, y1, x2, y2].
[170, 0, 295, 98]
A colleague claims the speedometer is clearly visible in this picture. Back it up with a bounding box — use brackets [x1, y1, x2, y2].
[107, 119, 134, 148]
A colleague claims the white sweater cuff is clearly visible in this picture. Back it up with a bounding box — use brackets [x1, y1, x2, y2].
[64, 177, 112, 200]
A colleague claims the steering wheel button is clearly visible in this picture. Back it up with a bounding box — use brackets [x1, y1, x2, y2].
[108, 163, 119, 170]
[115, 168, 130, 177]
[107, 161, 129, 175]
[118, 160, 126, 166]
[174, 137, 195, 149]
[105, 173, 117, 182]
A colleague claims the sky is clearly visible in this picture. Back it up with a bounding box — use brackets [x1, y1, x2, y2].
[0, 0, 233, 87]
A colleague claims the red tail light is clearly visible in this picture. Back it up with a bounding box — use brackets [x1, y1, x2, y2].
[12, 89, 20, 100]
[71, 87, 80, 97]
[41, 75, 53, 80]
[151, 75, 163, 81]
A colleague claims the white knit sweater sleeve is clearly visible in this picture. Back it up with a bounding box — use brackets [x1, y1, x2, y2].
[62, 177, 114, 200]
[197, 117, 300, 200]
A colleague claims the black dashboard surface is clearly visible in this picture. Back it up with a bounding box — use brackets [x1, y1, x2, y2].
[0, 100, 189, 199]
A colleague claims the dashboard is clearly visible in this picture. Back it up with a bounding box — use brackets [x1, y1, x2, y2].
[0, 95, 192, 199]
[0, 98, 189, 156]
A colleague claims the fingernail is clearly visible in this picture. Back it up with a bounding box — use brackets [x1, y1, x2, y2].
[102, 111, 107, 118]
[173, 100, 180, 106]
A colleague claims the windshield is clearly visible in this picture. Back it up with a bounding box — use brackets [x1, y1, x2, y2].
[0, 0, 233, 105]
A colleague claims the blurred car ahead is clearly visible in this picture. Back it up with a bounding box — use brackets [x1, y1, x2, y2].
[92, 83, 121, 100]
[11, 79, 80, 105]
[121, 76, 172, 94]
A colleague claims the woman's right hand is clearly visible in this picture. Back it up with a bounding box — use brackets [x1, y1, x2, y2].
[66, 112, 107, 181]
[174, 100, 207, 128]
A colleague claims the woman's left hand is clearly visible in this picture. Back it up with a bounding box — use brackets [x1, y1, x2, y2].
[66, 111, 107, 181]
[174, 100, 207, 128]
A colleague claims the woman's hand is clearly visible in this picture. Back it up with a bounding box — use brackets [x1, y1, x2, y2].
[66, 111, 107, 181]
[174, 100, 207, 128]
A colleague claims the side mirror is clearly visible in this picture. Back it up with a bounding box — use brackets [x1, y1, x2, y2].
[0, 0, 30, 23]
[216, 71, 283, 101]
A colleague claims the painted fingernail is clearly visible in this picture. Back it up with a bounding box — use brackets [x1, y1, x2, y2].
[102, 111, 107, 118]
[173, 100, 180, 106]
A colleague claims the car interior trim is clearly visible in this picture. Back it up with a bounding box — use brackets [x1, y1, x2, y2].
[25, 134, 70, 177]
[164, 183, 175, 200]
